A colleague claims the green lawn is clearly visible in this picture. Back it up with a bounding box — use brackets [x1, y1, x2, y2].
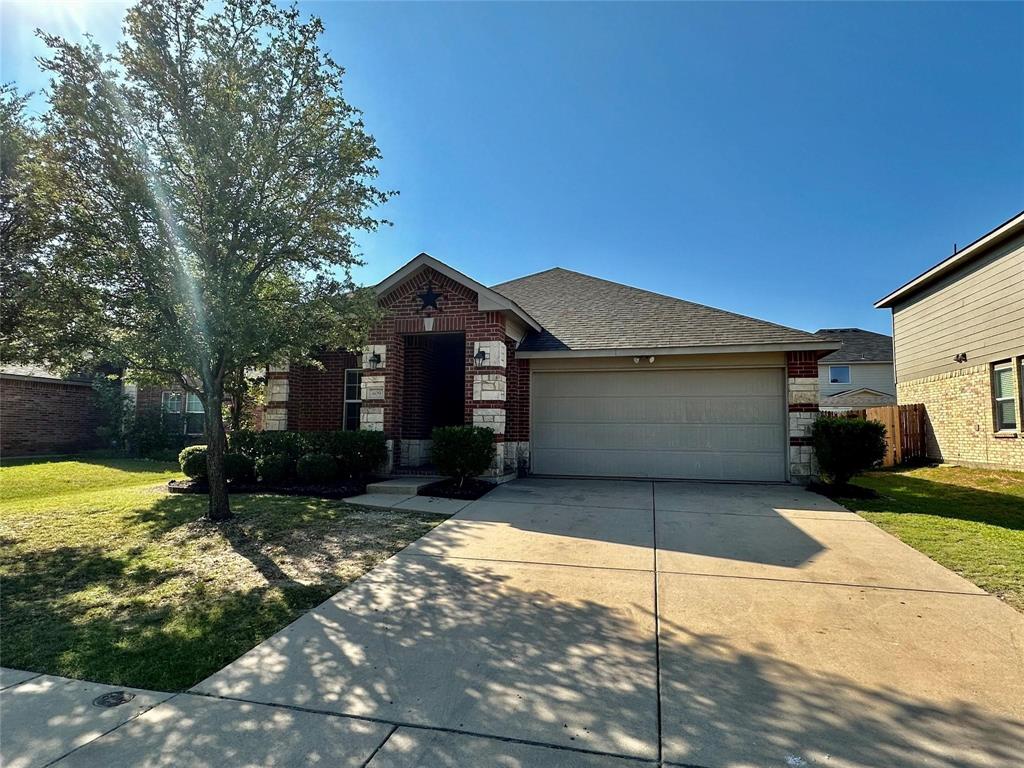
[838, 465, 1024, 612]
[0, 457, 446, 691]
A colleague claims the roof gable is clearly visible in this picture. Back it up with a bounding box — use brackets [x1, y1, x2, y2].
[492, 268, 832, 355]
[813, 328, 893, 363]
[375, 254, 541, 331]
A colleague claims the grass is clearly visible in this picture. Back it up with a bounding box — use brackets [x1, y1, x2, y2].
[0, 457, 447, 691]
[836, 465, 1024, 612]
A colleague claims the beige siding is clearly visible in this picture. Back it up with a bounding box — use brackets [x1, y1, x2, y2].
[818, 362, 895, 398]
[891, 233, 1024, 382]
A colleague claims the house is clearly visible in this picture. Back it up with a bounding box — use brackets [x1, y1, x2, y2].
[270, 254, 839, 483]
[875, 210, 1024, 469]
[812, 328, 895, 412]
[0, 365, 104, 455]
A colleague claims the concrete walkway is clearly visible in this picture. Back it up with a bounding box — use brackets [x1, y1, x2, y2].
[4, 479, 1023, 767]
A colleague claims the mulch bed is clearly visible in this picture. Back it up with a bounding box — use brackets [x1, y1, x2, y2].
[418, 478, 495, 500]
[807, 481, 880, 500]
[167, 478, 369, 499]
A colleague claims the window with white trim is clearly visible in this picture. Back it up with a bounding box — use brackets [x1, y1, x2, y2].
[184, 393, 205, 435]
[161, 391, 182, 414]
[829, 365, 851, 385]
[992, 362, 1018, 432]
[344, 369, 362, 431]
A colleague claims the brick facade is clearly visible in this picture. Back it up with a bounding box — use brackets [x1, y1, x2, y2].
[0, 376, 104, 456]
[898, 362, 1024, 469]
[264, 266, 532, 476]
[287, 350, 360, 431]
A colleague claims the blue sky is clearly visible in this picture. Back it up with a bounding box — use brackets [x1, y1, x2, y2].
[3, 1, 1022, 335]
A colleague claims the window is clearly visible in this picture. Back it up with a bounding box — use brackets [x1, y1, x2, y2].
[829, 365, 851, 385]
[992, 362, 1017, 432]
[184, 393, 205, 435]
[344, 369, 362, 431]
[161, 391, 182, 414]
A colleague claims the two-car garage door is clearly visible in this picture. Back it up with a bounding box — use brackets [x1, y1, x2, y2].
[531, 368, 787, 482]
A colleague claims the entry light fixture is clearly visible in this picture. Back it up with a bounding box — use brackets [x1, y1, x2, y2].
[953, 352, 968, 364]
[367, 352, 382, 370]
[473, 349, 488, 367]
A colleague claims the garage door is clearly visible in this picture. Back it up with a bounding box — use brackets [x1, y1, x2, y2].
[531, 368, 786, 481]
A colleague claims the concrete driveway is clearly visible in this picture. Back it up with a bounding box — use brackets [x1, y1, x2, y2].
[18, 479, 1024, 767]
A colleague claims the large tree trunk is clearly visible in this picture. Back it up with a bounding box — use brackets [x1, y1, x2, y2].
[204, 391, 232, 521]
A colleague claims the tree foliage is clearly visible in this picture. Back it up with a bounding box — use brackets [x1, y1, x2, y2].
[5, 0, 391, 519]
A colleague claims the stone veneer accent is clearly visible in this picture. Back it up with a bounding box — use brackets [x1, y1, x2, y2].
[897, 362, 1024, 469]
[786, 351, 822, 483]
[473, 340, 507, 368]
[361, 376, 386, 402]
[473, 408, 506, 435]
[264, 361, 290, 431]
[472, 373, 506, 401]
[360, 406, 384, 431]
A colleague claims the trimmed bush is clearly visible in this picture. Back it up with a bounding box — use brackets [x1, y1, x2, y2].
[430, 426, 496, 487]
[223, 453, 256, 483]
[256, 453, 294, 484]
[341, 431, 388, 478]
[296, 452, 339, 485]
[179, 445, 208, 479]
[811, 415, 887, 486]
[230, 429, 387, 479]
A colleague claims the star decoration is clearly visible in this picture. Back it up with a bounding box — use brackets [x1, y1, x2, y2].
[418, 284, 441, 311]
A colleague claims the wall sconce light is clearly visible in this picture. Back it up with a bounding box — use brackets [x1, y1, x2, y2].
[367, 352, 382, 370]
[953, 352, 968, 363]
[473, 349, 488, 367]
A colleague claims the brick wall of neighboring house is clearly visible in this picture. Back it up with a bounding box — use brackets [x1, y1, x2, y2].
[897, 362, 1024, 470]
[286, 350, 360, 432]
[0, 376, 103, 455]
[786, 351, 822, 482]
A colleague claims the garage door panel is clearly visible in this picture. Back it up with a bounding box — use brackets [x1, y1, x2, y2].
[532, 369, 786, 482]
[533, 369, 783, 399]
[534, 396, 783, 425]
[533, 423, 784, 452]
[532, 448, 785, 481]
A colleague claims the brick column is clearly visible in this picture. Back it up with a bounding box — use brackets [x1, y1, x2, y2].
[786, 351, 820, 483]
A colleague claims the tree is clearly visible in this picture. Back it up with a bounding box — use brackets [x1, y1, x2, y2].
[8, 0, 390, 520]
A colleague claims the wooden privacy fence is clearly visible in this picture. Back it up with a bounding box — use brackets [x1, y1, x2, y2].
[842, 404, 926, 467]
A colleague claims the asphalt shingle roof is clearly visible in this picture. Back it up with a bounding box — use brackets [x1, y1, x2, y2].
[813, 328, 893, 363]
[492, 268, 824, 353]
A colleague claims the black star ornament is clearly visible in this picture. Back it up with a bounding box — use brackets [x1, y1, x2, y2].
[418, 284, 441, 311]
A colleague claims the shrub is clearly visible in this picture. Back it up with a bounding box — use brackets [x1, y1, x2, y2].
[340, 431, 388, 478]
[256, 453, 293, 484]
[811, 415, 887, 486]
[223, 453, 256, 483]
[130, 411, 189, 459]
[296, 452, 339, 485]
[179, 445, 208, 479]
[228, 429, 387, 478]
[430, 426, 496, 486]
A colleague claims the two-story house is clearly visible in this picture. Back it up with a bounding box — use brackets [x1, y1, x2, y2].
[875, 210, 1023, 469]
[812, 328, 895, 413]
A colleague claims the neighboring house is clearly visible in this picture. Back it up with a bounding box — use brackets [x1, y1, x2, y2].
[0, 365, 104, 456]
[812, 328, 895, 412]
[269, 254, 839, 483]
[875, 210, 1024, 470]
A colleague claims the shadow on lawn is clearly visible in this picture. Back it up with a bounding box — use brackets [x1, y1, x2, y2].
[0, 539, 333, 692]
[849, 472, 1024, 530]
